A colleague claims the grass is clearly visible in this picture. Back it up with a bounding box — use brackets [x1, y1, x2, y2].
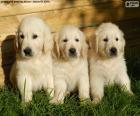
[0, 47, 140, 116]
[1, 84, 140, 116]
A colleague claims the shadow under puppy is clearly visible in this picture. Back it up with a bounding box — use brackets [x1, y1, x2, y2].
[50, 25, 90, 104]
[10, 16, 54, 103]
[89, 23, 133, 105]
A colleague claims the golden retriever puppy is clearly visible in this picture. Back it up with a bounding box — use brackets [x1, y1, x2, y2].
[10, 16, 54, 103]
[89, 23, 133, 104]
[50, 25, 90, 104]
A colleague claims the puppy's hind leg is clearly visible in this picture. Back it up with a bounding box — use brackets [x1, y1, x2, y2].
[116, 71, 133, 95]
[49, 80, 67, 104]
[17, 76, 32, 103]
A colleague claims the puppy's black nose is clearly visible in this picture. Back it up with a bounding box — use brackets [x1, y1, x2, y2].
[24, 47, 32, 56]
[69, 48, 76, 54]
[110, 47, 117, 56]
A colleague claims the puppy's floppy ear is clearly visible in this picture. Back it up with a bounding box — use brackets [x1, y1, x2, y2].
[80, 31, 88, 58]
[94, 23, 104, 53]
[15, 29, 20, 53]
[43, 26, 53, 54]
[53, 33, 61, 58]
[88, 33, 96, 50]
[120, 30, 126, 53]
[95, 30, 99, 53]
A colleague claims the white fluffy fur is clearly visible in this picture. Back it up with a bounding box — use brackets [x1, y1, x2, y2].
[89, 23, 133, 104]
[10, 16, 54, 103]
[50, 25, 89, 104]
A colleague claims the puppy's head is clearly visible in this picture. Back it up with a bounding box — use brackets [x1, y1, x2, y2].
[94, 23, 125, 58]
[54, 25, 87, 60]
[16, 16, 53, 59]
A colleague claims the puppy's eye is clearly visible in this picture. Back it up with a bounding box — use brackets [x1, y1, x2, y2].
[75, 38, 79, 42]
[63, 39, 68, 42]
[103, 38, 108, 42]
[20, 34, 24, 39]
[33, 34, 38, 39]
[116, 37, 119, 41]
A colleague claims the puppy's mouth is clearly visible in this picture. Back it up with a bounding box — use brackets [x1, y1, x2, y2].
[68, 48, 77, 57]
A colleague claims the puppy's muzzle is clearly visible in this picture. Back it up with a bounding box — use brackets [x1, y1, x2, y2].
[110, 47, 117, 56]
[69, 48, 77, 57]
[23, 47, 32, 56]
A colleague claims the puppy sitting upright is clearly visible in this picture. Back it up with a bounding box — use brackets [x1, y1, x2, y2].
[50, 25, 90, 104]
[89, 23, 133, 104]
[10, 16, 54, 103]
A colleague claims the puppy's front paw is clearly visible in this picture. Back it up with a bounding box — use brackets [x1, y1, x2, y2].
[22, 92, 32, 103]
[123, 87, 134, 96]
[128, 90, 134, 96]
[80, 98, 91, 105]
[49, 98, 64, 104]
[92, 97, 101, 105]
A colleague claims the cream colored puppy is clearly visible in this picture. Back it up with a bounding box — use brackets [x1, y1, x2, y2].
[89, 23, 133, 104]
[50, 25, 89, 104]
[10, 16, 54, 103]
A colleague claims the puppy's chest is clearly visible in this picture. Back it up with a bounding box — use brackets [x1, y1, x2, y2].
[18, 59, 50, 78]
[56, 63, 80, 77]
[54, 62, 81, 90]
[67, 67, 81, 91]
[96, 60, 120, 79]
